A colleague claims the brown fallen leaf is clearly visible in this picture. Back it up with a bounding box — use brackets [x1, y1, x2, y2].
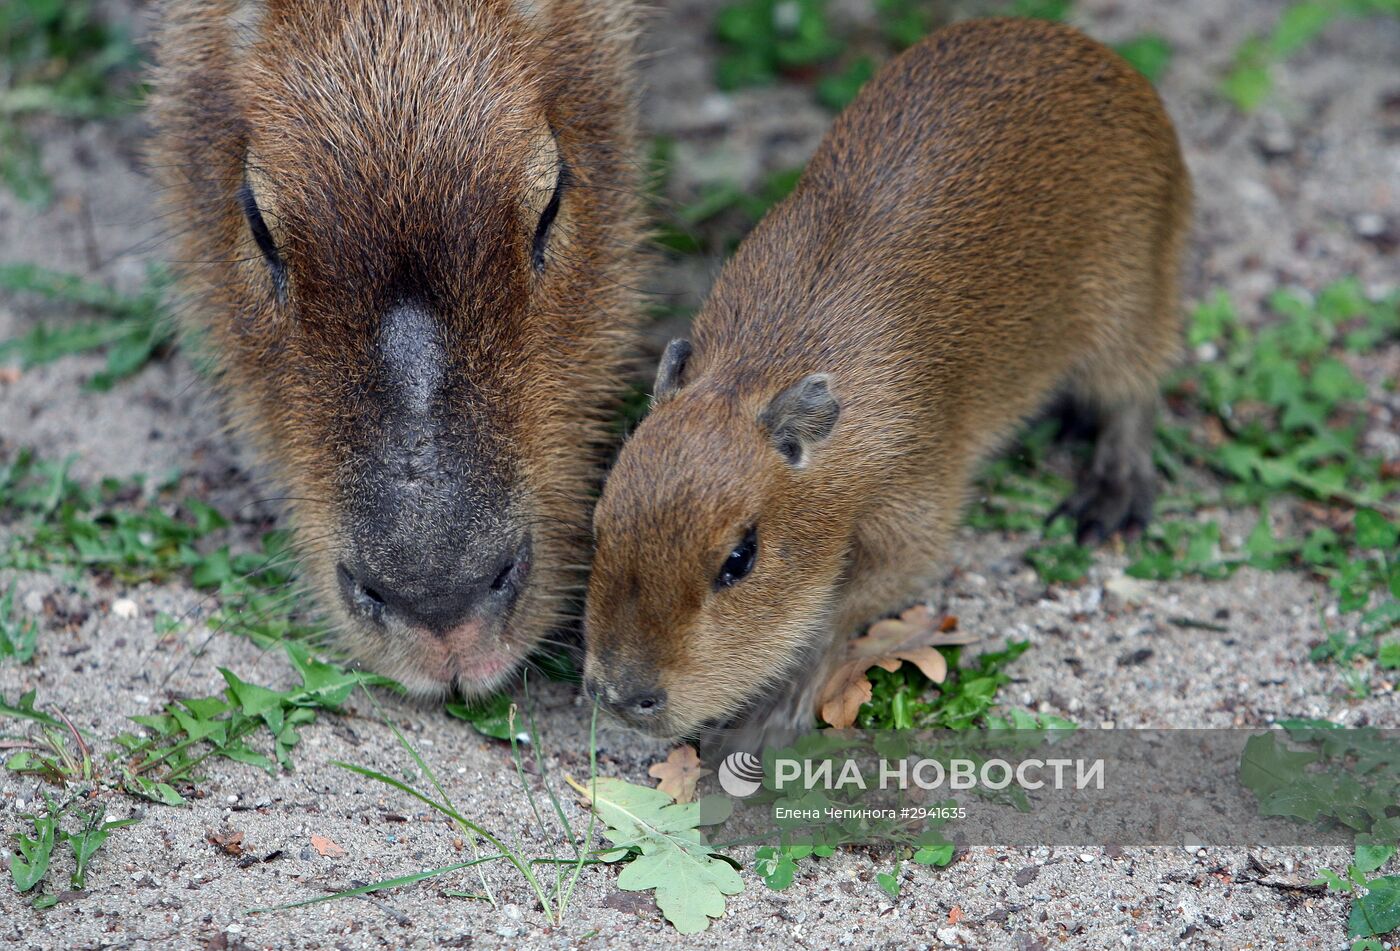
[310, 834, 346, 858]
[0, 367, 21, 385]
[648, 744, 711, 804]
[207, 829, 245, 857]
[818, 605, 979, 729]
[947, 905, 964, 924]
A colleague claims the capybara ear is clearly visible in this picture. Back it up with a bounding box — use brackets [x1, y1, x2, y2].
[760, 373, 840, 467]
[652, 338, 692, 404]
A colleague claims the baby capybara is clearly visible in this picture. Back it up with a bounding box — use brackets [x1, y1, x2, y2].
[584, 18, 1191, 743]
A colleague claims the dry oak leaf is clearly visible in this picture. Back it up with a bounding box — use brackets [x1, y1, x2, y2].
[818, 606, 979, 729]
[310, 834, 347, 858]
[648, 744, 712, 804]
[207, 829, 245, 857]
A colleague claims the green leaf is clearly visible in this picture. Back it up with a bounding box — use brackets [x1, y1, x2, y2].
[0, 689, 61, 726]
[445, 692, 516, 741]
[1350, 876, 1400, 938]
[1378, 641, 1400, 670]
[1355, 510, 1398, 551]
[816, 57, 874, 111]
[284, 641, 389, 709]
[1238, 733, 1319, 799]
[754, 846, 799, 890]
[912, 843, 954, 866]
[574, 776, 741, 933]
[1115, 34, 1173, 83]
[63, 808, 139, 889]
[1355, 843, 1396, 874]
[1188, 290, 1236, 346]
[219, 668, 288, 718]
[0, 584, 39, 663]
[9, 806, 58, 893]
[1314, 868, 1351, 892]
[875, 869, 901, 897]
[123, 774, 187, 806]
[1268, 0, 1341, 56]
[1222, 65, 1271, 112]
[191, 548, 232, 589]
[1025, 534, 1093, 584]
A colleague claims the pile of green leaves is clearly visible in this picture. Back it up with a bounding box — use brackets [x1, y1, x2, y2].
[1, 699, 96, 787]
[713, 0, 844, 91]
[9, 796, 138, 908]
[0, 263, 175, 391]
[1238, 721, 1400, 944]
[1221, 0, 1400, 112]
[106, 643, 389, 804]
[859, 640, 1033, 730]
[1177, 281, 1397, 507]
[0, 0, 143, 205]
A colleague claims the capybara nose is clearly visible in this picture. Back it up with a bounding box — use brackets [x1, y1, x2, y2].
[336, 535, 531, 634]
[586, 674, 667, 724]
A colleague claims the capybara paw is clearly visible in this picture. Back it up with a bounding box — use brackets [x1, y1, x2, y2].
[1050, 467, 1156, 546]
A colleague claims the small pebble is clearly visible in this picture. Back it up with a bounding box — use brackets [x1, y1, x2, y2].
[111, 598, 138, 619]
[1353, 212, 1387, 237]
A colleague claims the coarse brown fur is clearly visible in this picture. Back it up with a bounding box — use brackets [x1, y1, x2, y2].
[583, 18, 1191, 743]
[151, 0, 644, 695]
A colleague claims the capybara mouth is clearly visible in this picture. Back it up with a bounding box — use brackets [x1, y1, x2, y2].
[316, 537, 561, 697]
[332, 588, 538, 698]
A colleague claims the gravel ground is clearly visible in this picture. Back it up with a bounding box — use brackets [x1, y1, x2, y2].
[2, 0, 1398, 947]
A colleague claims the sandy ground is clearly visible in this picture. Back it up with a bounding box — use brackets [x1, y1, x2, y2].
[2, 0, 1399, 947]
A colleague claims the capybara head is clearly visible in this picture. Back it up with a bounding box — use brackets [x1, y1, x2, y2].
[583, 340, 846, 737]
[154, 0, 641, 695]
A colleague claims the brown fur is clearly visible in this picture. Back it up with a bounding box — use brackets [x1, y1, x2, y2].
[151, 0, 644, 694]
[583, 18, 1191, 742]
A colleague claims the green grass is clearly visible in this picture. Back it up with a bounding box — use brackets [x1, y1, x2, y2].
[855, 641, 1034, 731]
[8, 795, 139, 908]
[962, 280, 1399, 692]
[111, 642, 391, 800]
[1221, 0, 1400, 112]
[0, 583, 39, 662]
[0, 263, 176, 390]
[0, 448, 313, 645]
[648, 138, 804, 260]
[1239, 721, 1400, 945]
[713, 0, 845, 91]
[0, 0, 143, 205]
[710, 0, 1171, 114]
[253, 681, 606, 927]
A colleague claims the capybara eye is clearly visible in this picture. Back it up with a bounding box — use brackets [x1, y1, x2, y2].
[237, 181, 286, 294]
[530, 160, 565, 272]
[715, 527, 758, 589]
